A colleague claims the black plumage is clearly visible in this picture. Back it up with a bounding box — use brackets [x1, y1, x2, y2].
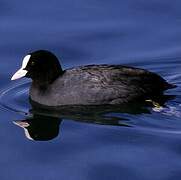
[12, 50, 176, 106]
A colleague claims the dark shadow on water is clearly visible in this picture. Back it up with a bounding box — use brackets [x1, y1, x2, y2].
[13, 94, 175, 141]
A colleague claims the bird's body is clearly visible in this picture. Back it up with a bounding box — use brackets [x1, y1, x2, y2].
[11, 50, 176, 107]
[30, 64, 173, 106]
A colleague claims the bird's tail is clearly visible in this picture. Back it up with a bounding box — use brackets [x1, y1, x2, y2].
[165, 83, 177, 89]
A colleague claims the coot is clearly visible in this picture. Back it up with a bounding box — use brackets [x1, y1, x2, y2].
[11, 50, 176, 106]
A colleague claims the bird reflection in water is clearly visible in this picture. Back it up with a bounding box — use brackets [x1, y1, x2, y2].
[13, 115, 61, 141]
[13, 95, 175, 141]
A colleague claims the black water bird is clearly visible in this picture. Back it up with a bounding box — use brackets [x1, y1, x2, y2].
[11, 50, 176, 107]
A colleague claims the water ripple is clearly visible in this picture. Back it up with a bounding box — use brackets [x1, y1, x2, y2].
[0, 79, 30, 115]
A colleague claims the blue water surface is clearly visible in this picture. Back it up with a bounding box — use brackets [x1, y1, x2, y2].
[0, 0, 181, 180]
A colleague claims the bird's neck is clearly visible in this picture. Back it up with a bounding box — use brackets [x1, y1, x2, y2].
[32, 68, 64, 91]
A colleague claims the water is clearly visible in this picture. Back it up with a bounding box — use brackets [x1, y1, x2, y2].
[0, 0, 181, 179]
